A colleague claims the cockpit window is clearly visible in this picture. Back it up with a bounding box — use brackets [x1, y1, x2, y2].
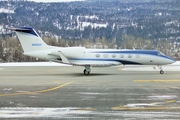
[158, 52, 165, 56]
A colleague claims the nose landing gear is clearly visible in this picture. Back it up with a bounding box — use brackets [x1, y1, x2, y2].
[158, 65, 164, 74]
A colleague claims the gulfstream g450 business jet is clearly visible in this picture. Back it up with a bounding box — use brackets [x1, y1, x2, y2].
[8, 27, 175, 75]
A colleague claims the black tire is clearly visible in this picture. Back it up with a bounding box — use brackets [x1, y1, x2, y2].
[84, 69, 90, 75]
[160, 70, 164, 74]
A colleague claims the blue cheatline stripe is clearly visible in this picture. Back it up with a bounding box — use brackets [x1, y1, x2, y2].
[69, 58, 142, 65]
[91, 50, 158, 55]
[118, 60, 142, 65]
[90, 50, 175, 62]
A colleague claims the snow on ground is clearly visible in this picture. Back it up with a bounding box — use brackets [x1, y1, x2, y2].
[0, 62, 71, 67]
[121, 61, 180, 71]
[0, 61, 180, 71]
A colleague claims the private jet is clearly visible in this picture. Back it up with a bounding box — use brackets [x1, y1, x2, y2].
[7, 27, 176, 75]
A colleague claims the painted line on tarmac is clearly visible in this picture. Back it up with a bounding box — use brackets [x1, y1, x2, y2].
[134, 80, 180, 82]
[166, 100, 176, 103]
[0, 81, 74, 97]
[111, 106, 180, 111]
[118, 68, 122, 71]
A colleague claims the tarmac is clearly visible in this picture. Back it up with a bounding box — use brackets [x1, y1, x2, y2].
[0, 62, 180, 119]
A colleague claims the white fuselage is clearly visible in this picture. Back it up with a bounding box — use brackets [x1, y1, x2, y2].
[24, 46, 175, 66]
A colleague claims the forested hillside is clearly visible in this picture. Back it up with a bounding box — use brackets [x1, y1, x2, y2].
[0, 0, 180, 62]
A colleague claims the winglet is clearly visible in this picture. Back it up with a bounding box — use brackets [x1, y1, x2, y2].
[58, 51, 72, 64]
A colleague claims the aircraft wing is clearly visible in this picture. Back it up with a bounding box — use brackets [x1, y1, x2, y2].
[58, 51, 72, 64]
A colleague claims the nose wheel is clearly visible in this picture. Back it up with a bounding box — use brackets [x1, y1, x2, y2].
[160, 70, 164, 74]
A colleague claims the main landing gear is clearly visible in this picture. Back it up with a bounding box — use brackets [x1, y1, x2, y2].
[158, 65, 164, 74]
[83, 65, 91, 75]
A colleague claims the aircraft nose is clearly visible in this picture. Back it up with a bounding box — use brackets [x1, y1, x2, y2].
[168, 57, 176, 64]
[158, 56, 176, 65]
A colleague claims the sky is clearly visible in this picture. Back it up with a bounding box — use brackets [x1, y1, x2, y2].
[32, 0, 85, 2]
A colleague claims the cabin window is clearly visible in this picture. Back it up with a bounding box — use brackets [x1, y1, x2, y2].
[96, 54, 100, 58]
[120, 54, 124, 58]
[128, 54, 132, 58]
[112, 54, 116, 58]
[136, 54, 140, 58]
[104, 54, 108, 58]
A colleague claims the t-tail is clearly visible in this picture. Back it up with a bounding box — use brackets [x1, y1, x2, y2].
[7, 27, 49, 53]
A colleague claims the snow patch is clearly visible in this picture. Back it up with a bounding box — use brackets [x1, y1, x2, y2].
[126, 103, 156, 107]
[0, 8, 14, 13]
[3, 88, 12, 91]
[121, 61, 180, 71]
[0, 62, 71, 67]
[0, 107, 91, 118]
[148, 95, 177, 100]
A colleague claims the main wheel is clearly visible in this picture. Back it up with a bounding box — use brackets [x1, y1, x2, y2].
[160, 70, 164, 74]
[84, 69, 90, 75]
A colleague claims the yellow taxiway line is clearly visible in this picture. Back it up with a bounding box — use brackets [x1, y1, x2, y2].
[0, 81, 74, 97]
[112, 106, 180, 111]
[134, 80, 180, 82]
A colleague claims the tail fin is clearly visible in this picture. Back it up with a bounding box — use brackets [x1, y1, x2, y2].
[7, 27, 49, 53]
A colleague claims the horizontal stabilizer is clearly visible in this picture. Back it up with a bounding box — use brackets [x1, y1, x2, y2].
[7, 27, 31, 31]
[7, 27, 39, 37]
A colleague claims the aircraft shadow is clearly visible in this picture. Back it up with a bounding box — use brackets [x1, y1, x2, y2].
[70, 73, 116, 77]
[32, 73, 116, 77]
